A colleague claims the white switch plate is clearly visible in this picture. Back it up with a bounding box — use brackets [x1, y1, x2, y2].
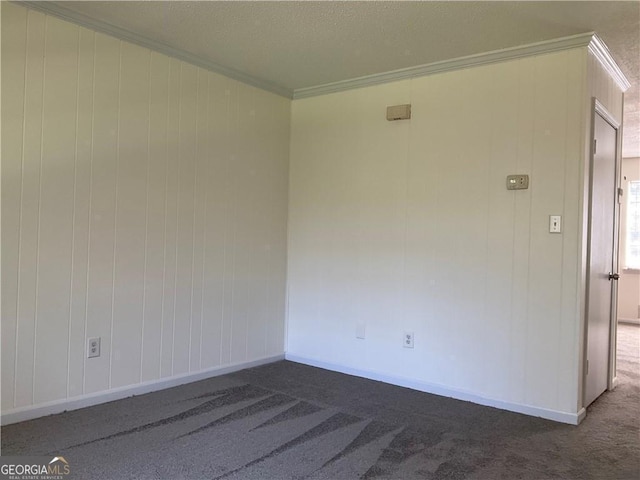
[356, 322, 366, 340]
[549, 215, 562, 233]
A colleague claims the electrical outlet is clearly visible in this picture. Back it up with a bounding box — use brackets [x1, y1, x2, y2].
[403, 332, 414, 348]
[88, 337, 100, 358]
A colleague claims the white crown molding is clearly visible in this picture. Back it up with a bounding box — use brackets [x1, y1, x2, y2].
[15, 1, 294, 99]
[588, 34, 631, 92]
[294, 32, 606, 99]
[14, 4, 631, 110]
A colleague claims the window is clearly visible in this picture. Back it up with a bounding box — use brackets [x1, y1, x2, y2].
[626, 180, 640, 269]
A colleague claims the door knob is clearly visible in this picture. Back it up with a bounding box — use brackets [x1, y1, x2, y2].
[608, 272, 620, 280]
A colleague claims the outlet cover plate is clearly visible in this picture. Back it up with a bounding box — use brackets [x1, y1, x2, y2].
[88, 337, 101, 358]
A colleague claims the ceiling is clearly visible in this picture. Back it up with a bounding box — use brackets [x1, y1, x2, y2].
[37, 1, 640, 157]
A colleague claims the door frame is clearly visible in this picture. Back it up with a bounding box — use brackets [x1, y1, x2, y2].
[582, 98, 622, 409]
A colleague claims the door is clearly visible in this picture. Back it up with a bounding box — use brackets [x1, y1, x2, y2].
[585, 105, 619, 407]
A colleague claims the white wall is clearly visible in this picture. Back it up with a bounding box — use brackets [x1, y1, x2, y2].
[618, 158, 640, 322]
[1, 3, 289, 415]
[2, 3, 627, 425]
[287, 49, 590, 420]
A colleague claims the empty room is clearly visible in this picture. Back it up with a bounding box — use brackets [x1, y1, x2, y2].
[1, 1, 639, 479]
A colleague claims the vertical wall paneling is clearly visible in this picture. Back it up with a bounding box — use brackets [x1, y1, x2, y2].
[443, 66, 493, 393]
[266, 94, 289, 357]
[110, 42, 150, 389]
[33, 15, 79, 405]
[245, 87, 259, 363]
[288, 90, 361, 364]
[586, 53, 623, 125]
[173, 62, 197, 375]
[246, 89, 270, 360]
[1, 3, 28, 410]
[200, 73, 226, 369]
[558, 49, 587, 412]
[268, 95, 290, 357]
[484, 59, 519, 400]
[404, 75, 440, 380]
[190, 69, 209, 372]
[84, 32, 120, 395]
[508, 56, 535, 403]
[141, 52, 170, 383]
[220, 82, 240, 366]
[524, 52, 568, 409]
[67, 27, 95, 399]
[355, 81, 409, 376]
[287, 47, 594, 417]
[161, 57, 180, 379]
[14, 10, 46, 407]
[230, 84, 252, 364]
[2, 2, 289, 415]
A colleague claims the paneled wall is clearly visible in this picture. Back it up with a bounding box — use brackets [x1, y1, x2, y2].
[1, 3, 289, 413]
[288, 49, 588, 417]
[580, 50, 626, 391]
[617, 158, 640, 323]
[586, 51, 624, 126]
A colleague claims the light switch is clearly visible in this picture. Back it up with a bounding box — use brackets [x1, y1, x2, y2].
[549, 215, 562, 233]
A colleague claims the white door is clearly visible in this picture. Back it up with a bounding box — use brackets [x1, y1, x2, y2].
[585, 107, 619, 407]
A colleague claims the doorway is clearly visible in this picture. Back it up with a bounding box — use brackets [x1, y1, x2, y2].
[614, 152, 640, 408]
[584, 99, 621, 408]
[616, 157, 640, 325]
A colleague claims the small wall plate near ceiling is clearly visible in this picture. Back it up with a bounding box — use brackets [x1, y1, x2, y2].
[387, 104, 411, 121]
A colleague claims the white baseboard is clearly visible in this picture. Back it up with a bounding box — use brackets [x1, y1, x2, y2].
[610, 376, 619, 389]
[285, 354, 584, 425]
[618, 317, 640, 325]
[576, 407, 587, 424]
[1, 354, 284, 426]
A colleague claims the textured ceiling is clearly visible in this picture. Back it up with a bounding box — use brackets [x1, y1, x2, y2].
[43, 1, 639, 157]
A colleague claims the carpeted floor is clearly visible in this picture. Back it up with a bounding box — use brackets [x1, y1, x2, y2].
[2, 324, 639, 480]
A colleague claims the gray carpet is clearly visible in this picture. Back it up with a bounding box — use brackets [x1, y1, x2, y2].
[2, 324, 639, 479]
